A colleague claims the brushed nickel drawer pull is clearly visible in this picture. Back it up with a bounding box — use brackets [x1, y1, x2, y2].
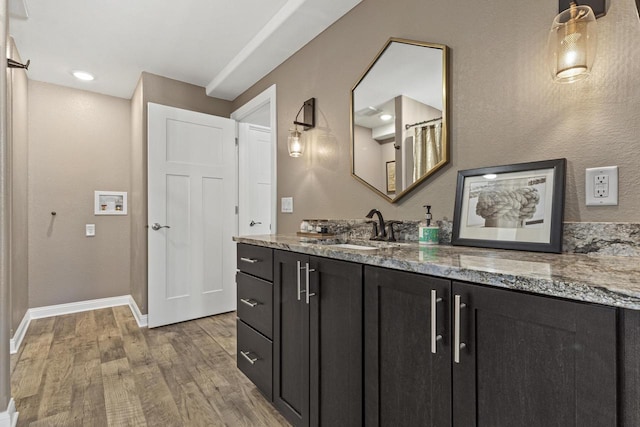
[240, 257, 259, 264]
[240, 298, 259, 307]
[431, 289, 443, 354]
[240, 350, 258, 365]
[454, 295, 467, 364]
[297, 260, 303, 301]
[305, 262, 316, 304]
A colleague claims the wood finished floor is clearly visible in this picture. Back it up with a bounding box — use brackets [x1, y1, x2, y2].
[10, 307, 290, 427]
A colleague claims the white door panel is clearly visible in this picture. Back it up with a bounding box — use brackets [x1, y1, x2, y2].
[239, 123, 272, 236]
[148, 103, 237, 328]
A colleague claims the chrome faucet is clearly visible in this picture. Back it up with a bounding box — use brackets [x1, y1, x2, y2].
[366, 209, 387, 240]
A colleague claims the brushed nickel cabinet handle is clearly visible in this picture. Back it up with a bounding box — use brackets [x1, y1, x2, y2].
[305, 262, 316, 304]
[454, 295, 467, 364]
[431, 290, 443, 354]
[240, 298, 258, 307]
[297, 260, 303, 301]
[240, 350, 258, 365]
[240, 257, 258, 264]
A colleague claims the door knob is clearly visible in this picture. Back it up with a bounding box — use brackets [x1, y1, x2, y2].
[249, 220, 262, 227]
[151, 223, 171, 231]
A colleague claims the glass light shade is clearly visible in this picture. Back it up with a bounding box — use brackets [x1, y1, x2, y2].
[548, 2, 597, 83]
[288, 128, 304, 157]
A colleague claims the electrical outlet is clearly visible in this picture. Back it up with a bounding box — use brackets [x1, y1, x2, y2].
[586, 166, 618, 206]
[86, 224, 96, 237]
[594, 174, 609, 198]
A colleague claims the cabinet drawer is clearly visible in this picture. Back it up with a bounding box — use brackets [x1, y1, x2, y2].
[237, 272, 273, 339]
[237, 244, 273, 281]
[237, 320, 273, 401]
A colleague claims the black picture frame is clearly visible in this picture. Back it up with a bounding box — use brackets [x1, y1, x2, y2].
[452, 158, 566, 253]
[386, 161, 396, 194]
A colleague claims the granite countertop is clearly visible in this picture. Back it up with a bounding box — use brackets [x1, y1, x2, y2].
[234, 234, 640, 311]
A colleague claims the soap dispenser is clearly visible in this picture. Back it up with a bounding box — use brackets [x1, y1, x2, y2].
[419, 205, 439, 245]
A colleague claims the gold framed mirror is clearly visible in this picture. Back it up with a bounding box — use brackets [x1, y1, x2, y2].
[351, 38, 449, 203]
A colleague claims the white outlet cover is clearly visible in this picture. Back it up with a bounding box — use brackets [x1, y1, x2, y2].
[281, 197, 293, 213]
[586, 166, 618, 206]
[86, 223, 96, 237]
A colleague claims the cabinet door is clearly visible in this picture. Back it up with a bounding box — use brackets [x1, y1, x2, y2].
[364, 266, 452, 427]
[309, 256, 363, 427]
[452, 281, 617, 427]
[274, 251, 310, 426]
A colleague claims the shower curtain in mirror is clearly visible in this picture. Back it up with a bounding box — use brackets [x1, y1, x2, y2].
[413, 121, 442, 182]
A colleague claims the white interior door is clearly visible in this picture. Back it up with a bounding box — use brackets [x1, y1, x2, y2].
[147, 103, 237, 328]
[239, 123, 272, 236]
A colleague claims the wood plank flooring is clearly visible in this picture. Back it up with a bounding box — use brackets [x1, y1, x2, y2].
[10, 307, 290, 426]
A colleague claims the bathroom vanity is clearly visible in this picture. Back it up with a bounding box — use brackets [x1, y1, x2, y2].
[234, 235, 640, 427]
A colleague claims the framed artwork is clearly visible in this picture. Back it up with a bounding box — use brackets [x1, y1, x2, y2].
[452, 159, 566, 253]
[94, 191, 127, 215]
[386, 161, 396, 194]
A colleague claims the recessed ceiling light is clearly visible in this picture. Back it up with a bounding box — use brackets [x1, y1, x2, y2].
[72, 71, 95, 81]
[483, 174, 498, 180]
[380, 114, 393, 121]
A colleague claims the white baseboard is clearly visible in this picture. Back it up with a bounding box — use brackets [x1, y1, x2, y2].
[128, 295, 148, 328]
[9, 310, 31, 354]
[28, 295, 132, 320]
[0, 399, 18, 427]
[10, 294, 147, 354]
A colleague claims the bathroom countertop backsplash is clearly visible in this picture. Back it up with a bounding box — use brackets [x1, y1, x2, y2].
[315, 219, 640, 256]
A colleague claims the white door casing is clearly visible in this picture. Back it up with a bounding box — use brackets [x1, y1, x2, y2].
[147, 103, 237, 328]
[238, 123, 272, 236]
[231, 84, 277, 235]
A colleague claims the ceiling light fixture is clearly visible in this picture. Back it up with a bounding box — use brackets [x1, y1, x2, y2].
[72, 70, 95, 81]
[548, 1, 603, 83]
[288, 98, 315, 158]
[380, 114, 393, 121]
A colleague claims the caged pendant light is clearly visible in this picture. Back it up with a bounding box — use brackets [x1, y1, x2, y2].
[548, 1, 598, 83]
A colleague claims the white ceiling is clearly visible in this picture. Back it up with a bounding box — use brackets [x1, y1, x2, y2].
[353, 41, 444, 131]
[8, 0, 361, 100]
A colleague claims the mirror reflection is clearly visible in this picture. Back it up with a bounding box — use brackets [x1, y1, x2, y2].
[351, 38, 448, 202]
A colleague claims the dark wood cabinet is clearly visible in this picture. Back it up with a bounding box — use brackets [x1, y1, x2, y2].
[236, 243, 627, 427]
[274, 250, 363, 427]
[236, 244, 274, 400]
[622, 308, 640, 426]
[452, 281, 617, 427]
[364, 266, 452, 427]
[273, 250, 309, 425]
[365, 266, 618, 427]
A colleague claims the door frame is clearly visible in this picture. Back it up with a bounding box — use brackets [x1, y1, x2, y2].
[231, 84, 277, 234]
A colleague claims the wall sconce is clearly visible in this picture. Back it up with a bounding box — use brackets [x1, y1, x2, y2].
[548, 1, 605, 83]
[288, 98, 315, 157]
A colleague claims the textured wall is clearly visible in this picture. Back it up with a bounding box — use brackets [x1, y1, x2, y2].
[130, 77, 145, 314]
[28, 81, 131, 307]
[0, 0, 10, 411]
[232, 0, 640, 233]
[129, 72, 232, 314]
[8, 38, 28, 334]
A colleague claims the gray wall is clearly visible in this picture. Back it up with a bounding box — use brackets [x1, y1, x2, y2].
[232, 0, 640, 232]
[129, 72, 232, 314]
[28, 81, 131, 308]
[1, 0, 10, 412]
[8, 37, 28, 335]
